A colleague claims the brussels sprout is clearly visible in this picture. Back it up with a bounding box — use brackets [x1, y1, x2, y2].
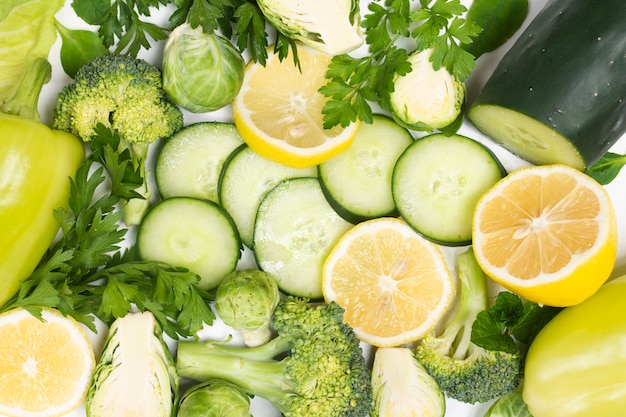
[484, 392, 533, 417]
[371, 347, 445, 417]
[162, 23, 245, 113]
[389, 48, 466, 132]
[215, 269, 281, 347]
[178, 379, 252, 417]
[257, 0, 364, 55]
[86, 311, 178, 417]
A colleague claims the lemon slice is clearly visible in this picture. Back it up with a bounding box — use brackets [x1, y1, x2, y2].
[322, 217, 454, 347]
[0, 307, 95, 417]
[233, 44, 359, 168]
[472, 164, 618, 306]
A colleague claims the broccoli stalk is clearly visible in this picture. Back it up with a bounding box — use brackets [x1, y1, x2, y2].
[120, 140, 152, 226]
[1, 57, 51, 120]
[52, 53, 184, 225]
[415, 247, 521, 404]
[176, 297, 373, 417]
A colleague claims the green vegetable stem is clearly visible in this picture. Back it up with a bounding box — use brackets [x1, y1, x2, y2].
[415, 247, 522, 404]
[177, 297, 373, 417]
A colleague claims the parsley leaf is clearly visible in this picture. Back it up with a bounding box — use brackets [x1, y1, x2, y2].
[471, 291, 562, 355]
[0, 126, 215, 339]
[587, 152, 626, 185]
[72, 0, 170, 57]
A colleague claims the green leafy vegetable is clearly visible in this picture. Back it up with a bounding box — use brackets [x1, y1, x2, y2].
[411, 0, 480, 79]
[55, 21, 108, 78]
[170, 0, 293, 66]
[68, 0, 298, 67]
[471, 291, 562, 354]
[484, 392, 533, 417]
[71, 0, 170, 56]
[0, 125, 215, 340]
[587, 152, 626, 185]
[0, 0, 64, 117]
[320, 0, 480, 129]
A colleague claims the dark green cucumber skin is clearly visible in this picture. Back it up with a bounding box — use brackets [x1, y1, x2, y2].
[463, 0, 529, 58]
[470, 0, 626, 167]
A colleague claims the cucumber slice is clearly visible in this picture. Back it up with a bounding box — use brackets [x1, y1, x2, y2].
[137, 197, 242, 290]
[218, 144, 317, 248]
[253, 177, 353, 299]
[392, 133, 505, 246]
[318, 114, 414, 223]
[155, 122, 244, 202]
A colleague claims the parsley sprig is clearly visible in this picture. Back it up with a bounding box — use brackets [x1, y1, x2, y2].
[71, 0, 171, 57]
[320, 0, 481, 129]
[0, 125, 215, 340]
[70, 0, 297, 65]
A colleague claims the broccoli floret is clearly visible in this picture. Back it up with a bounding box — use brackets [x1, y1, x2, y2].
[176, 297, 373, 417]
[415, 247, 522, 404]
[52, 53, 183, 225]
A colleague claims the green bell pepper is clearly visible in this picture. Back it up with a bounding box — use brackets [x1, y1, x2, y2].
[0, 0, 85, 305]
[523, 274, 626, 416]
[0, 113, 84, 305]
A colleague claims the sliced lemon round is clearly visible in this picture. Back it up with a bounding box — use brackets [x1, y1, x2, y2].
[233, 44, 359, 168]
[472, 164, 618, 306]
[322, 217, 454, 347]
[0, 307, 95, 417]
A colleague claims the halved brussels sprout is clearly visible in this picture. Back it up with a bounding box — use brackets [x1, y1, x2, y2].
[371, 347, 445, 417]
[162, 23, 245, 113]
[257, 0, 364, 55]
[86, 311, 178, 417]
[390, 48, 466, 132]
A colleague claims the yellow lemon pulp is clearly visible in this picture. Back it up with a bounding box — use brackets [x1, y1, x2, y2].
[322, 217, 454, 347]
[472, 164, 618, 306]
[0, 308, 95, 417]
[233, 44, 359, 168]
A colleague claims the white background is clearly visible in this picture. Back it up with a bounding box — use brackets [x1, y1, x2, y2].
[38, 0, 626, 416]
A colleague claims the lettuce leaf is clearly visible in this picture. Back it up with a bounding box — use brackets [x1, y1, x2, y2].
[0, 0, 64, 108]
